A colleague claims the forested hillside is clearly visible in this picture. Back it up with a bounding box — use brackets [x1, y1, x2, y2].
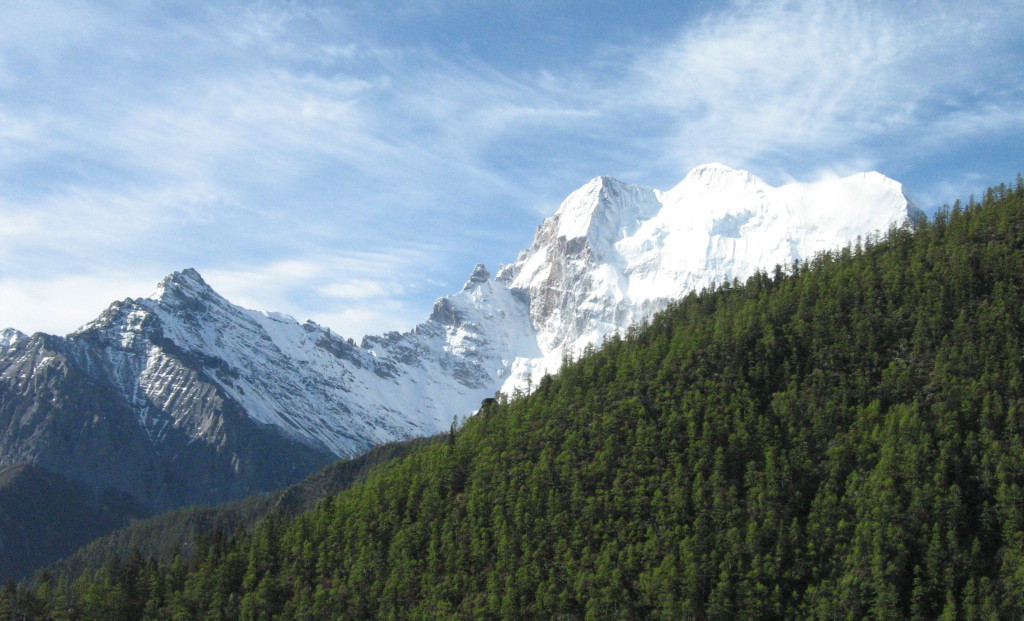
[45, 436, 433, 582]
[0, 465, 149, 582]
[5, 177, 1024, 619]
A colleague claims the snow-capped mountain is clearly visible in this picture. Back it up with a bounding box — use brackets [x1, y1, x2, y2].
[0, 328, 25, 352]
[495, 164, 921, 390]
[73, 265, 535, 458]
[0, 163, 921, 510]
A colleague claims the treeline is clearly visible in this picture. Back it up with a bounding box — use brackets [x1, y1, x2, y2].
[5, 177, 1024, 619]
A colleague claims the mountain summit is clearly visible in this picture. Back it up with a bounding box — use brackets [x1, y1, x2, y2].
[0, 165, 921, 511]
[495, 164, 921, 389]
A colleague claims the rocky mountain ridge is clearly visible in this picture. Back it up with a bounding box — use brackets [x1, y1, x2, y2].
[0, 164, 922, 512]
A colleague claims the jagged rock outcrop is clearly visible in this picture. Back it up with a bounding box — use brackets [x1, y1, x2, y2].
[0, 323, 335, 511]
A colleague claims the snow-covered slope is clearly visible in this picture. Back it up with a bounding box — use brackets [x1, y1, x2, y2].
[0, 164, 922, 472]
[0, 328, 26, 352]
[494, 163, 921, 390]
[63, 268, 528, 458]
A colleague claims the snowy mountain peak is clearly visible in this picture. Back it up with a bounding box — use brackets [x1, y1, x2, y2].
[145, 268, 235, 323]
[151, 268, 218, 304]
[662, 162, 769, 205]
[0, 162, 931, 521]
[489, 164, 922, 394]
[462, 264, 491, 291]
[4, 163, 924, 468]
[548, 176, 661, 246]
[683, 162, 759, 185]
[0, 328, 26, 351]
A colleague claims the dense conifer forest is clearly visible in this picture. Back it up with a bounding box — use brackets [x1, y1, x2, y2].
[44, 436, 432, 582]
[4, 177, 1024, 619]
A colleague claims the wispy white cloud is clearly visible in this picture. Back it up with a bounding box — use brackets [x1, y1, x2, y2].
[629, 0, 1024, 181]
[0, 183, 232, 259]
[0, 271, 158, 336]
[202, 248, 435, 338]
[0, 0, 1020, 337]
[0, 2, 579, 334]
[918, 104, 1024, 149]
[318, 280, 389, 301]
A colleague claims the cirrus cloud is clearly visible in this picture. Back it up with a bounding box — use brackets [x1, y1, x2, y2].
[0, 0, 1020, 337]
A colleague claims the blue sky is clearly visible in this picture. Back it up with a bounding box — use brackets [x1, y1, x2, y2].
[1, 0, 1022, 339]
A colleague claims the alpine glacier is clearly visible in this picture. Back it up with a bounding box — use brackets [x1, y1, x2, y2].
[0, 163, 922, 508]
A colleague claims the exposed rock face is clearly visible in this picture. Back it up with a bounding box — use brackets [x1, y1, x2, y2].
[0, 164, 922, 512]
[0, 322, 335, 511]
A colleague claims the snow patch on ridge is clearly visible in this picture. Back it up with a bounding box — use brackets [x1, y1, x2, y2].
[1, 328, 26, 351]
